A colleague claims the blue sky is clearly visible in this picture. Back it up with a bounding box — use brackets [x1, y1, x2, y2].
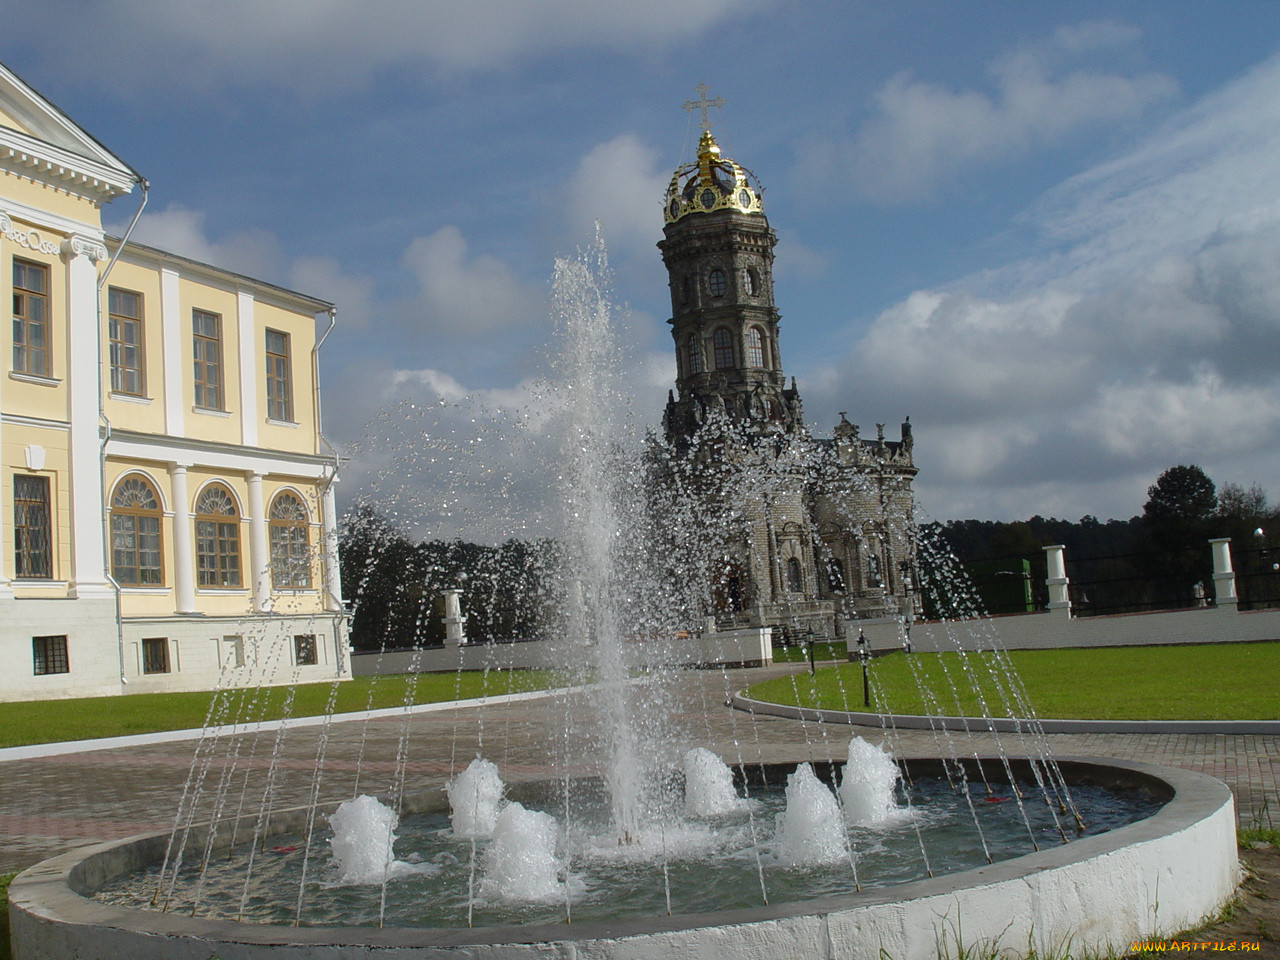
[6, 1, 1280, 528]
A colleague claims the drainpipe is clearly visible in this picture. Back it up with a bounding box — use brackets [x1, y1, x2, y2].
[98, 178, 150, 689]
[312, 307, 348, 672]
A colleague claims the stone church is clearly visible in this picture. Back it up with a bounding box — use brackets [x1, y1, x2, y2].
[656, 115, 917, 640]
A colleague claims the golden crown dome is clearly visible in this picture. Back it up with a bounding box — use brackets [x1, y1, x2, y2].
[663, 129, 764, 225]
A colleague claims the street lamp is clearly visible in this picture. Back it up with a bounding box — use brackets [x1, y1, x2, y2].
[805, 626, 816, 676]
[857, 628, 870, 708]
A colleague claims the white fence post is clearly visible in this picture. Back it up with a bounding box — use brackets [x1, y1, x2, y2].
[1044, 544, 1071, 618]
[1209, 538, 1238, 611]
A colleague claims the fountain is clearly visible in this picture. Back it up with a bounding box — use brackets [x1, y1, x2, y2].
[7, 238, 1239, 959]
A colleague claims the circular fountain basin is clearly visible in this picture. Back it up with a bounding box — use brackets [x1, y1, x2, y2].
[8, 758, 1239, 960]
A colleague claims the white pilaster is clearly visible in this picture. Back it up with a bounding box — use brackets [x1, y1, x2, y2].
[1209, 538, 1238, 611]
[169, 463, 196, 613]
[62, 234, 113, 598]
[237, 290, 258, 447]
[321, 479, 344, 612]
[246, 471, 269, 612]
[161, 268, 185, 436]
[0, 214, 12, 599]
[1043, 544, 1071, 618]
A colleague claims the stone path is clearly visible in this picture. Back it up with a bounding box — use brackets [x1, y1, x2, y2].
[1, 662, 1277, 876]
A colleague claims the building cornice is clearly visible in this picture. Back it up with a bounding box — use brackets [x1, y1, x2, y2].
[105, 429, 336, 480]
[0, 125, 136, 204]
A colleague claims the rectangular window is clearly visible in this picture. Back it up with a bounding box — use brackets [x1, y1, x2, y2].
[14, 474, 52, 579]
[192, 309, 223, 409]
[294, 634, 317, 666]
[265, 328, 292, 422]
[108, 288, 145, 396]
[32, 635, 69, 675]
[142, 637, 170, 674]
[13, 259, 49, 377]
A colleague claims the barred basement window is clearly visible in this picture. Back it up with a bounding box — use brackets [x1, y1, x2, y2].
[32, 635, 68, 675]
[142, 637, 170, 674]
[294, 634, 318, 666]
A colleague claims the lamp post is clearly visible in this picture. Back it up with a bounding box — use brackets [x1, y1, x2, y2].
[805, 626, 816, 676]
[857, 628, 870, 708]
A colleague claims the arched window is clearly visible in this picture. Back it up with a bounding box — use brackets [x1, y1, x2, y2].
[195, 484, 241, 588]
[827, 558, 846, 593]
[708, 268, 727, 297]
[746, 327, 764, 367]
[786, 556, 803, 593]
[712, 327, 735, 370]
[269, 492, 312, 589]
[867, 554, 882, 588]
[688, 336, 704, 374]
[742, 268, 756, 297]
[111, 475, 163, 585]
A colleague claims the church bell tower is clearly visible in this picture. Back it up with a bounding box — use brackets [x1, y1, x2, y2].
[659, 98, 802, 446]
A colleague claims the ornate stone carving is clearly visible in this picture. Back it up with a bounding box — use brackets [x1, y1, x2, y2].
[61, 234, 108, 262]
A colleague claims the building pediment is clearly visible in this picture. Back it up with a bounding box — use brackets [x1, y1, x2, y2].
[0, 62, 138, 204]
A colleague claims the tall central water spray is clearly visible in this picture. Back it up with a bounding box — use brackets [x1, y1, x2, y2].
[551, 235, 667, 843]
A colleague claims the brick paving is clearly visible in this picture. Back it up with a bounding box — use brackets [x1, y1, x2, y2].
[1, 663, 1277, 876]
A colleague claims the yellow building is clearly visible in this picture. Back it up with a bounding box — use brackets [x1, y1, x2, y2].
[0, 62, 348, 700]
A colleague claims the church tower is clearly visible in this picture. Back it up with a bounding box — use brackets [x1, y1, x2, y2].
[659, 126, 802, 445]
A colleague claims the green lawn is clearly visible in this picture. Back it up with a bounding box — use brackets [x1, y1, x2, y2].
[748, 642, 1280, 721]
[0, 670, 557, 750]
[771, 641, 846, 664]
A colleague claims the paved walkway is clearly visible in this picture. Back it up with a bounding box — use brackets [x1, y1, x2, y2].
[1, 663, 1277, 876]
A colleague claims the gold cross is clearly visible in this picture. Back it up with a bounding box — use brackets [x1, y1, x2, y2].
[682, 83, 725, 130]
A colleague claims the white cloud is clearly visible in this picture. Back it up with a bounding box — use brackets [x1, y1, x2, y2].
[289, 256, 376, 330]
[120, 203, 283, 280]
[401, 226, 541, 337]
[561, 134, 668, 264]
[808, 51, 1280, 521]
[804, 21, 1176, 202]
[16, 0, 772, 94]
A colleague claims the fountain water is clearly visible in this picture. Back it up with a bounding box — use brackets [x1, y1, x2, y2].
[7, 236, 1241, 959]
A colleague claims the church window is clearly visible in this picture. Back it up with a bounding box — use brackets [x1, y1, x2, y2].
[712, 328, 734, 369]
[827, 559, 846, 593]
[111, 475, 163, 585]
[742, 268, 756, 296]
[786, 556, 803, 593]
[195, 484, 241, 588]
[13, 259, 49, 377]
[867, 555, 882, 588]
[680, 277, 691, 305]
[688, 336, 704, 374]
[746, 327, 764, 367]
[269, 491, 311, 589]
[708, 268, 726, 297]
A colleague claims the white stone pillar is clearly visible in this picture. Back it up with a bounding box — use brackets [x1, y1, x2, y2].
[1043, 544, 1071, 618]
[237, 290, 258, 447]
[0, 216, 12, 599]
[160, 267, 185, 437]
[443, 588, 467, 645]
[246, 472, 270, 612]
[321, 479, 343, 612]
[169, 463, 196, 613]
[1209, 538, 1238, 611]
[63, 235, 113, 599]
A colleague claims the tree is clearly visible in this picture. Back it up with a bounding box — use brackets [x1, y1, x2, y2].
[1141, 465, 1216, 604]
[1143, 465, 1217, 527]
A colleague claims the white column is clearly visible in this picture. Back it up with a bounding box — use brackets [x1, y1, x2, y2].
[443, 589, 467, 645]
[0, 215, 13, 599]
[160, 267, 185, 437]
[169, 463, 196, 613]
[62, 235, 112, 599]
[321, 479, 344, 612]
[246, 471, 270, 612]
[1043, 544, 1071, 618]
[1209, 538, 1238, 611]
[237, 290, 258, 447]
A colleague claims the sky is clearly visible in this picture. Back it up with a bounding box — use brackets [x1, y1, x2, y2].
[5, 1, 1280, 529]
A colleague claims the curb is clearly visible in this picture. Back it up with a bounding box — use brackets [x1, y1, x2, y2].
[730, 692, 1280, 735]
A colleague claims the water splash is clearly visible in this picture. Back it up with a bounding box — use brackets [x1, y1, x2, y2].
[839, 737, 900, 826]
[683, 748, 748, 818]
[480, 802, 565, 902]
[447, 758, 505, 839]
[774, 764, 849, 867]
[328, 795, 432, 885]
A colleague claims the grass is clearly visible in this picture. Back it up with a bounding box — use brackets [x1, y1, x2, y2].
[748, 642, 1280, 721]
[771, 641, 846, 664]
[0, 871, 12, 960]
[0, 669, 557, 749]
